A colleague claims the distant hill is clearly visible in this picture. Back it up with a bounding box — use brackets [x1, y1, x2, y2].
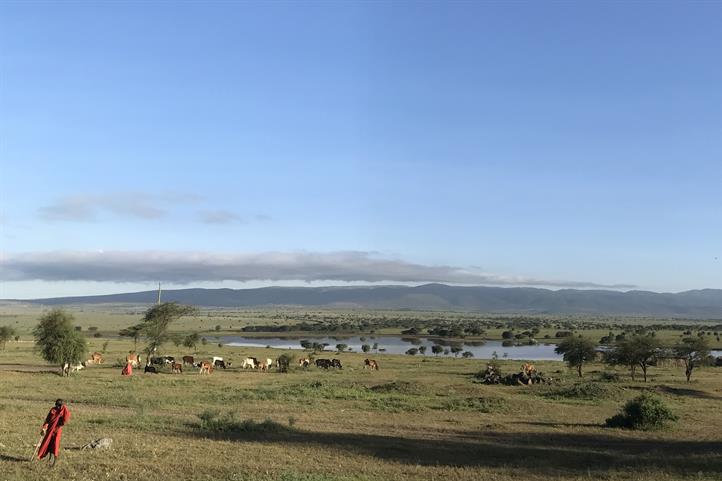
[10, 284, 722, 318]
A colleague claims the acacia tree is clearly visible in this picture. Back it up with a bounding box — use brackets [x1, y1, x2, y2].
[135, 302, 198, 362]
[118, 324, 142, 351]
[33, 309, 87, 375]
[675, 337, 711, 382]
[606, 335, 661, 382]
[0, 326, 15, 350]
[554, 336, 597, 377]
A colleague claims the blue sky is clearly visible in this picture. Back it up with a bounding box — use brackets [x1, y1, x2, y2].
[1, 2, 721, 298]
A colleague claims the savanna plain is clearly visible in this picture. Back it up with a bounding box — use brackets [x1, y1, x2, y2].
[0, 305, 720, 481]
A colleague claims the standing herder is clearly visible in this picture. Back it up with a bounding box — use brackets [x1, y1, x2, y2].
[37, 399, 71, 465]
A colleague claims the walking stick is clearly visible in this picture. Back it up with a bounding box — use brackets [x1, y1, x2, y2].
[29, 434, 43, 462]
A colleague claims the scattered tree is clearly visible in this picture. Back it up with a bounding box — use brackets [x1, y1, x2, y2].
[33, 309, 87, 376]
[0, 326, 15, 350]
[361, 344, 371, 353]
[418, 345, 427, 355]
[554, 336, 598, 377]
[674, 337, 711, 382]
[462, 351, 474, 358]
[431, 345, 444, 356]
[118, 324, 142, 351]
[405, 348, 419, 356]
[606, 335, 661, 382]
[335, 343, 348, 353]
[135, 302, 198, 361]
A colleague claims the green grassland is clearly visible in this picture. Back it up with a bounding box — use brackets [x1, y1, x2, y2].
[1, 308, 721, 481]
[1, 303, 720, 348]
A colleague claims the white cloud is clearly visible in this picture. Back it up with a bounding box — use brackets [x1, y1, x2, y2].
[37, 192, 203, 221]
[197, 210, 244, 224]
[0, 250, 636, 289]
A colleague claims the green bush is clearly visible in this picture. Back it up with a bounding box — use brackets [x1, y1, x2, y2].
[543, 382, 620, 400]
[436, 396, 508, 413]
[197, 410, 290, 434]
[606, 393, 678, 430]
[598, 371, 621, 382]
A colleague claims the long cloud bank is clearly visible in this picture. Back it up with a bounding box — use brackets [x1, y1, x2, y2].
[0, 250, 635, 289]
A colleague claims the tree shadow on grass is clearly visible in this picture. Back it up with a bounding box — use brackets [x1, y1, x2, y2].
[185, 421, 722, 476]
[655, 385, 721, 401]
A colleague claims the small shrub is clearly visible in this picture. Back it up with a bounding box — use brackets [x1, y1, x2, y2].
[605, 393, 678, 430]
[599, 371, 621, 382]
[197, 410, 289, 434]
[437, 396, 508, 413]
[543, 382, 620, 400]
[369, 381, 423, 395]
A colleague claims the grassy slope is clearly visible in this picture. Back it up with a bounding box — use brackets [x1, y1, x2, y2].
[1, 335, 721, 481]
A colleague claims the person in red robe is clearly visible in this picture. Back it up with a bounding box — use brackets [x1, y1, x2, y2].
[37, 399, 71, 465]
[122, 361, 133, 376]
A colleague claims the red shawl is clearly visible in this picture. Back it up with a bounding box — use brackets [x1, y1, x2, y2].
[122, 363, 133, 376]
[37, 405, 71, 459]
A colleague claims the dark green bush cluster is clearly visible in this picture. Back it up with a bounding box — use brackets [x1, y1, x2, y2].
[606, 393, 678, 430]
[598, 371, 621, 382]
[543, 382, 620, 400]
[437, 396, 508, 413]
[197, 410, 290, 434]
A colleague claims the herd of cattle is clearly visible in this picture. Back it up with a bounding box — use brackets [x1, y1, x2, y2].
[65, 351, 381, 375]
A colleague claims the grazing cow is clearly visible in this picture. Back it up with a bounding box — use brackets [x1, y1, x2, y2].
[315, 358, 332, 369]
[62, 362, 85, 375]
[87, 352, 104, 365]
[332, 358, 342, 369]
[144, 365, 158, 374]
[364, 359, 379, 370]
[242, 357, 258, 369]
[214, 359, 229, 369]
[182, 355, 194, 366]
[126, 353, 141, 368]
[258, 362, 268, 371]
[198, 361, 213, 375]
[150, 356, 165, 366]
[298, 358, 311, 368]
[171, 362, 183, 374]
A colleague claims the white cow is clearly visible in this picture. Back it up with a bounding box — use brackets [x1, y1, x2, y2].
[242, 357, 257, 369]
[62, 362, 85, 376]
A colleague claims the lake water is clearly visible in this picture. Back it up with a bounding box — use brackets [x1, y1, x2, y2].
[221, 335, 563, 360]
[220, 337, 722, 361]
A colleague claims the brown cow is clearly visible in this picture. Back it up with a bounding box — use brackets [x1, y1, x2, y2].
[126, 352, 141, 368]
[87, 352, 104, 364]
[298, 358, 311, 368]
[182, 355, 194, 366]
[364, 359, 379, 370]
[171, 362, 183, 374]
[198, 361, 213, 375]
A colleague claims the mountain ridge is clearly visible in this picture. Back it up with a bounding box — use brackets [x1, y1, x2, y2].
[6, 284, 722, 318]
